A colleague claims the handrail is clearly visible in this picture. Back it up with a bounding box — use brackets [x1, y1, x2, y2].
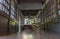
[32, 24, 41, 31]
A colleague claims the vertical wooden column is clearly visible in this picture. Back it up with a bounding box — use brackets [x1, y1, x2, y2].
[7, 0, 11, 34]
[55, 0, 59, 22]
[14, 0, 17, 32]
[14, 0, 19, 32]
[16, 8, 19, 32]
[42, 10, 45, 31]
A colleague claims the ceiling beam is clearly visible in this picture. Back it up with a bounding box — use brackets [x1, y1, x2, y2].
[17, 0, 46, 4]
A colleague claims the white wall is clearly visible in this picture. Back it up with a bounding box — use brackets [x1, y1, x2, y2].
[18, 3, 43, 10]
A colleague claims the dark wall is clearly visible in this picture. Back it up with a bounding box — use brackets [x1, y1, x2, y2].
[48, 22, 60, 32]
[41, 22, 60, 33]
[0, 11, 18, 35]
[0, 15, 8, 35]
[9, 21, 18, 34]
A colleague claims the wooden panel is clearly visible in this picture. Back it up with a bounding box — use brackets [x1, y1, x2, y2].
[0, 15, 8, 35]
[9, 21, 16, 34]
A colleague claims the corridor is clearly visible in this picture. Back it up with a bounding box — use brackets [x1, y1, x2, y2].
[0, 0, 60, 39]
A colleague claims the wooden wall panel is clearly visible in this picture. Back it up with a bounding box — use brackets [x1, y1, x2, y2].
[0, 15, 8, 35]
[9, 21, 16, 34]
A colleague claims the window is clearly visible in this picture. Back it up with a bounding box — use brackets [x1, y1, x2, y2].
[4, 0, 9, 9]
[11, 5, 15, 11]
[10, 14, 14, 19]
[0, 0, 3, 3]
[4, 8, 9, 15]
[0, 0, 9, 15]
[59, 10, 60, 14]
[10, 11, 15, 19]
[10, 10, 16, 19]
[24, 18, 34, 25]
[11, 10, 15, 15]
[24, 18, 28, 25]
[0, 4, 3, 10]
[3, 6, 9, 15]
[10, 4, 16, 19]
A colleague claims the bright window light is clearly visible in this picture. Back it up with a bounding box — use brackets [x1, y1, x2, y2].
[24, 18, 28, 25]
[0, 0, 3, 3]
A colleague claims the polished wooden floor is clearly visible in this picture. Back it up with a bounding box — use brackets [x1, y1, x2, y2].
[0, 30, 60, 39]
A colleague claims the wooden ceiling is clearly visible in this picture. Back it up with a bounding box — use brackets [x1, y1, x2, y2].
[17, 0, 46, 4]
[17, 0, 45, 16]
[21, 10, 39, 16]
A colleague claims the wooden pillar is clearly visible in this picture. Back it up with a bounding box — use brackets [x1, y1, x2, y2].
[7, 0, 11, 34]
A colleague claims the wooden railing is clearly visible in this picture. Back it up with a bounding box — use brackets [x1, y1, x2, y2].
[32, 23, 41, 31]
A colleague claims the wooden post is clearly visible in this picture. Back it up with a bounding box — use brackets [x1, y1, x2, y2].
[7, 0, 11, 34]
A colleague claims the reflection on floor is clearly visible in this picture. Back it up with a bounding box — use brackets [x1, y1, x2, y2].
[0, 30, 60, 39]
